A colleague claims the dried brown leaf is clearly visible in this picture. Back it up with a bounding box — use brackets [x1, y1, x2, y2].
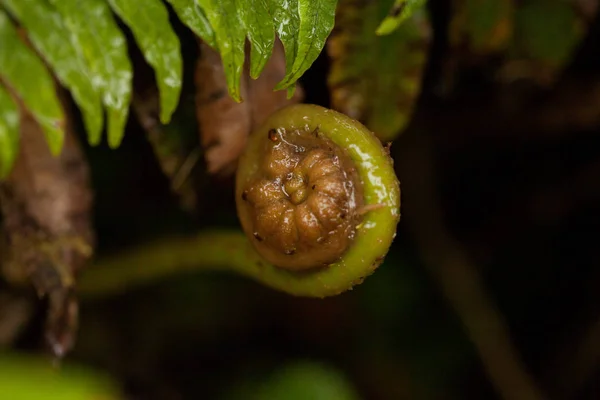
[196, 39, 304, 176]
[195, 40, 251, 176]
[0, 91, 94, 357]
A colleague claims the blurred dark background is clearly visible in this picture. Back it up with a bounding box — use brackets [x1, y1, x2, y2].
[7, 0, 600, 399]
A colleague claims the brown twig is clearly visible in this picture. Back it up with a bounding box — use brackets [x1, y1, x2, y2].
[545, 314, 600, 399]
[0, 292, 32, 346]
[396, 125, 546, 400]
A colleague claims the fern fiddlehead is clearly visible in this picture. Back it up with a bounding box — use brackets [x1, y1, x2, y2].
[80, 104, 400, 298]
[236, 104, 400, 295]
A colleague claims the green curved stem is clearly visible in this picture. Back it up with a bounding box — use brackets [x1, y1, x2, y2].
[75, 229, 335, 299]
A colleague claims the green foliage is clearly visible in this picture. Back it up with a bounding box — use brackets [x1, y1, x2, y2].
[0, 10, 65, 156]
[0, 85, 19, 178]
[450, 0, 587, 82]
[48, 0, 133, 148]
[514, 0, 582, 66]
[462, 0, 513, 51]
[253, 361, 360, 400]
[166, 0, 216, 47]
[269, 0, 301, 97]
[238, 0, 276, 79]
[224, 360, 360, 400]
[0, 352, 122, 399]
[274, 0, 337, 91]
[3, 0, 103, 145]
[0, 0, 586, 177]
[376, 0, 427, 35]
[0, 0, 343, 177]
[197, 0, 246, 101]
[107, 0, 183, 127]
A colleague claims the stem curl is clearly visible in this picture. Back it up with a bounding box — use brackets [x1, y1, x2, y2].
[235, 104, 400, 296]
[79, 105, 400, 299]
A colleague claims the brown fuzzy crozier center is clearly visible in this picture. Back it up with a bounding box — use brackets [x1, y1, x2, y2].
[240, 127, 363, 271]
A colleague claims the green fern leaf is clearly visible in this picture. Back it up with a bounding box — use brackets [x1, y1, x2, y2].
[237, 0, 275, 79]
[197, 0, 246, 102]
[0, 84, 19, 179]
[267, 0, 300, 98]
[0, 0, 342, 158]
[376, 0, 427, 35]
[275, 0, 337, 90]
[2, 0, 103, 145]
[166, 0, 216, 48]
[0, 10, 64, 156]
[48, 0, 133, 148]
[107, 0, 183, 124]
